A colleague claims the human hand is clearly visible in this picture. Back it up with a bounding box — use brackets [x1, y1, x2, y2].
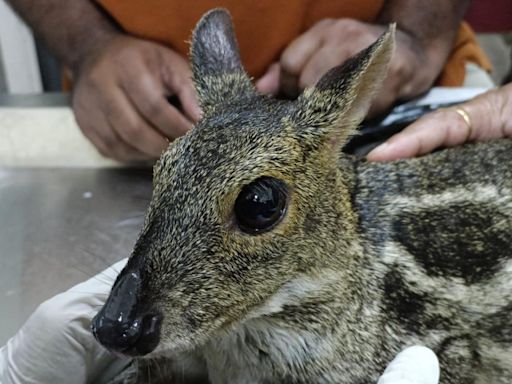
[0, 258, 129, 384]
[72, 34, 202, 162]
[367, 83, 512, 161]
[257, 19, 440, 117]
[377, 346, 439, 384]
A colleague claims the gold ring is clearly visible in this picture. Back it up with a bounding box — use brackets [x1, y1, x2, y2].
[454, 107, 473, 141]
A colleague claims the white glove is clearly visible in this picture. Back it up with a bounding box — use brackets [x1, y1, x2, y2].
[377, 345, 440, 384]
[1, 258, 440, 384]
[0, 258, 130, 384]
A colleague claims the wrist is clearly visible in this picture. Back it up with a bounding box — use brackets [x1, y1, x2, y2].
[68, 29, 123, 80]
[394, 29, 449, 100]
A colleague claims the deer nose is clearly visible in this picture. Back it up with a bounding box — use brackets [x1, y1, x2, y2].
[91, 270, 162, 356]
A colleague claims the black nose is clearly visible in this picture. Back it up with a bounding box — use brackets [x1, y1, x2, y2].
[91, 270, 162, 356]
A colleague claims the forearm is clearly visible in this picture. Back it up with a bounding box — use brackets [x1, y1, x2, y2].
[378, 0, 469, 51]
[6, 0, 120, 75]
[377, 0, 470, 94]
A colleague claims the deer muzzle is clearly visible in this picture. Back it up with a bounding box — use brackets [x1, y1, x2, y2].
[91, 269, 162, 356]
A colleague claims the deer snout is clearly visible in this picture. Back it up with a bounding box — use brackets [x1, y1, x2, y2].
[91, 270, 162, 356]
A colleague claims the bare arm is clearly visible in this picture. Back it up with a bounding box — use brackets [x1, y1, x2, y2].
[6, 0, 119, 75]
[257, 0, 470, 116]
[6, 1, 200, 162]
[377, 0, 471, 101]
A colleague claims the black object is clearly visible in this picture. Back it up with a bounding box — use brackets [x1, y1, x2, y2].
[344, 101, 460, 156]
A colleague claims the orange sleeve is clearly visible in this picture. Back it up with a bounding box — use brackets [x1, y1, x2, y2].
[95, 0, 383, 78]
[90, 2, 489, 87]
[437, 22, 492, 86]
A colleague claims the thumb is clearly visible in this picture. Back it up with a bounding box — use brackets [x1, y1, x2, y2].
[160, 49, 202, 122]
[177, 84, 202, 123]
[377, 346, 439, 384]
[256, 63, 281, 95]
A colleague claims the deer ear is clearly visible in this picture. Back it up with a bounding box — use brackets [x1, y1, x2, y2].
[292, 25, 395, 146]
[191, 8, 255, 111]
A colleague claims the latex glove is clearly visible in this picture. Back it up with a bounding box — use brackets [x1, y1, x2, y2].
[0, 258, 129, 384]
[1, 258, 439, 384]
[378, 345, 440, 384]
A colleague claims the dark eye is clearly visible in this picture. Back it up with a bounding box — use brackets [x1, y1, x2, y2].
[234, 177, 288, 234]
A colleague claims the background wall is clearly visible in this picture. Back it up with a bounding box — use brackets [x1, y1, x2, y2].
[0, 40, 6, 93]
[0, 0, 42, 94]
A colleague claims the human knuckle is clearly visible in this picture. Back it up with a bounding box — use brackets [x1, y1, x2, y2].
[280, 53, 299, 74]
[313, 18, 335, 30]
[96, 145, 110, 158]
[332, 18, 356, 31]
[99, 130, 118, 149]
[141, 97, 163, 117]
[123, 123, 145, 142]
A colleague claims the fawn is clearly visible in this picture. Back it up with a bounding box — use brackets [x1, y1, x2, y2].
[92, 9, 512, 384]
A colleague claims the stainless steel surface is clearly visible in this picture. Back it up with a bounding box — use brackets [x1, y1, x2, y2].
[0, 92, 70, 107]
[0, 167, 152, 344]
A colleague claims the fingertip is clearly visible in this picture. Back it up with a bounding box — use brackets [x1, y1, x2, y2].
[255, 76, 272, 94]
[181, 88, 203, 122]
[256, 64, 280, 95]
[366, 142, 401, 162]
[190, 102, 203, 122]
[176, 115, 194, 136]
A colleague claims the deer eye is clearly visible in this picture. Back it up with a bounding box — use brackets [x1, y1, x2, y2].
[234, 177, 288, 234]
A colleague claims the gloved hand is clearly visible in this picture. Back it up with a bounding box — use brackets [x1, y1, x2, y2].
[0, 258, 130, 384]
[378, 345, 439, 384]
[0, 258, 440, 384]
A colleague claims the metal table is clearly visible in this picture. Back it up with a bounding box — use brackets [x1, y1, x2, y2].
[0, 167, 152, 344]
[0, 91, 154, 343]
[0, 89, 156, 345]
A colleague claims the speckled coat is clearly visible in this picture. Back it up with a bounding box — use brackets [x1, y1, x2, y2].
[103, 9, 512, 384]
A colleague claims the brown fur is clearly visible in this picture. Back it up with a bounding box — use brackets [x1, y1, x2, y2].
[101, 9, 512, 384]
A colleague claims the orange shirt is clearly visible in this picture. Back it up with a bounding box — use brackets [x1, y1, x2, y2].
[95, 0, 491, 86]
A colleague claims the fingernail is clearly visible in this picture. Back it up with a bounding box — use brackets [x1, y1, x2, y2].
[368, 142, 391, 157]
[193, 104, 203, 121]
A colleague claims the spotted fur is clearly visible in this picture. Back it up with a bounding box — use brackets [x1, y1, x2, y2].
[105, 9, 512, 384]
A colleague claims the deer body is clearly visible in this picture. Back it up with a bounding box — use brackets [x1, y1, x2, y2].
[95, 9, 512, 384]
[201, 140, 512, 384]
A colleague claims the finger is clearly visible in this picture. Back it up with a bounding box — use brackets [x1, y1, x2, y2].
[160, 50, 202, 124]
[298, 45, 352, 89]
[280, 69, 300, 99]
[366, 74, 402, 118]
[122, 71, 192, 140]
[74, 98, 148, 162]
[256, 63, 281, 95]
[279, 29, 325, 99]
[377, 346, 439, 384]
[104, 89, 169, 157]
[86, 117, 150, 162]
[177, 83, 202, 123]
[367, 108, 471, 162]
[280, 26, 325, 76]
[463, 85, 512, 141]
[74, 104, 111, 157]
